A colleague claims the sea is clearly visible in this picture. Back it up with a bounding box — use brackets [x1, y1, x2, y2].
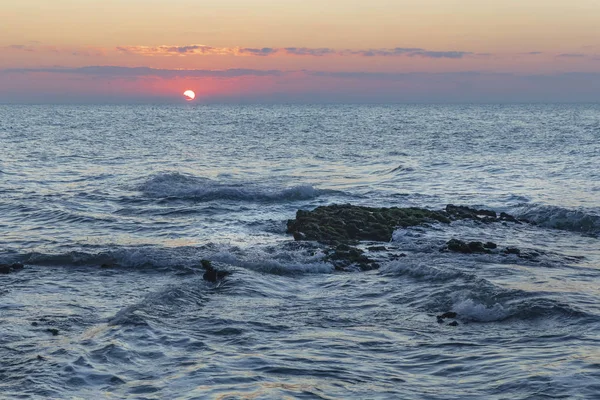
[1, 104, 599, 399]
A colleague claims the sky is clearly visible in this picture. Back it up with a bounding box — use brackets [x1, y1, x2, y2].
[1, 0, 600, 103]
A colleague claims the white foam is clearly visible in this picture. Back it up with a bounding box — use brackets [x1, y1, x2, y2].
[211, 247, 333, 275]
[452, 298, 509, 322]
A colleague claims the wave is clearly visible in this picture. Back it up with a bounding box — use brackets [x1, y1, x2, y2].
[108, 282, 209, 327]
[139, 172, 327, 202]
[451, 296, 590, 323]
[7, 243, 333, 275]
[381, 257, 593, 323]
[514, 204, 600, 236]
[381, 259, 471, 283]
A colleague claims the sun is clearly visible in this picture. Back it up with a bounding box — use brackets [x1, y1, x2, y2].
[183, 90, 196, 101]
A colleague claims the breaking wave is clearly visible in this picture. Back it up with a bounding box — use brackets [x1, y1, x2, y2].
[451, 296, 590, 323]
[514, 204, 600, 236]
[6, 243, 333, 275]
[139, 172, 327, 202]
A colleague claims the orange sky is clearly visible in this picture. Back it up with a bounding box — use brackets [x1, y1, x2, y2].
[1, 0, 599, 102]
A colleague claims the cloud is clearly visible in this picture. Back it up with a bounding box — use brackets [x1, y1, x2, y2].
[556, 53, 586, 58]
[306, 70, 489, 81]
[283, 47, 336, 56]
[3, 66, 284, 79]
[5, 44, 105, 56]
[115, 44, 476, 59]
[8, 44, 34, 52]
[116, 45, 219, 56]
[237, 47, 278, 56]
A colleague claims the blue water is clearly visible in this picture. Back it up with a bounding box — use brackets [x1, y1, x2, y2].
[1, 104, 600, 399]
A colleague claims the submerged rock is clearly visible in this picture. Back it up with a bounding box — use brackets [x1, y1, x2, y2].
[324, 244, 379, 271]
[201, 259, 230, 283]
[438, 312, 458, 319]
[367, 246, 388, 252]
[0, 263, 24, 274]
[46, 328, 59, 336]
[442, 239, 538, 260]
[437, 312, 459, 325]
[445, 205, 521, 224]
[504, 247, 521, 255]
[445, 204, 497, 221]
[444, 239, 492, 254]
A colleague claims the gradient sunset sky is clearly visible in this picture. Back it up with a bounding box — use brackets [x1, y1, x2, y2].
[2, 0, 600, 103]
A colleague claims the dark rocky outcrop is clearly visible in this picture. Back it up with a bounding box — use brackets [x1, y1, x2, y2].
[504, 247, 521, 255]
[0, 263, 24, 274]
[445, 205, 520, 224]
[444, 239, 493, 254]
[445, 204, 497, 221]
[201, 259, 230, 283]
[442, 239, 539, 260]
[367, 246, 388, 252]
[324, 244, 379, 271]
[438, 312, 458, 319]
[46, 328, 59, 336]
[286, 203, 528, 271]
[287, 204, 451, 243]
[287, 204, 523, 245]
[437, 312, 459, 325]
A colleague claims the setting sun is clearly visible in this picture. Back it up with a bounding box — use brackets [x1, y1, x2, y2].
[183, 90, 196, 101]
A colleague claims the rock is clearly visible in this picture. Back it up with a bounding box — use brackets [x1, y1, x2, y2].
[444, 239, 490, 254]
[444, 239, 530, 258]
[200, 259, 230, 283]
[292, 232, 305, 241]
[285, 203, 530, 272]
[46, 328, 59, 336]
[500, 212, 521, 224]
[437, 312, 459, 326]
[446, 204, 496, 220]
[0, 263, 24, 274]
[287, 204, 451, 243]
[504, 247, 521, 255]
[468, 241, 488, 253]
[367, 246, 388, 252]
[446, 205, 522, 224]
[325, 245, 380, 271]
[438, 312, 457, 319]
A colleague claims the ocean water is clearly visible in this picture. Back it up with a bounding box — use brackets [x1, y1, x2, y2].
[1, 104, 599, 399]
